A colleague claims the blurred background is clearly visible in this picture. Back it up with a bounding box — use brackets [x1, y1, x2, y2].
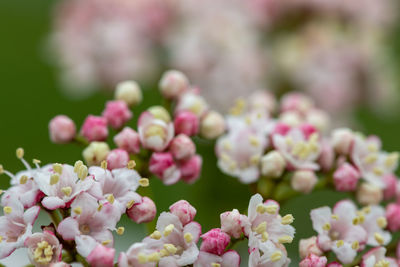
[1, 0, 400, 265]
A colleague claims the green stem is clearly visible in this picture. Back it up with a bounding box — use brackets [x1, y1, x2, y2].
[73, 135, 89, 147]
[226, 236, 246, 251]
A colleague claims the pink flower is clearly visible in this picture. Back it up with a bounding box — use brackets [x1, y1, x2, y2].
[174, 111, 199, 136]
[179, 155, 202, 184]
[102, 100, 132, 129]
[49, 115, 76, 144]
[299, 236, 323, 259]
[114, 127, 141, 154]
[127, 197, 157, 224]
[87, 244, 115, 267]
[138, 112, 174, 152]
[386, 203, 400, 232]
[291, 170, 317, 194]
[249, 241, 291, 267]
[159, 70, 189, 99]
[169, 134, 196, 160]
[310, 200, 368, 264]
[200, 228, 230, 256]
[361, 205, 391, 246]
[331, 128, 354, 155]
[0, 195, 40, 259]
[175, 90, 208, 118]
[169, 200, 197, 226]
[106, 149, 130, 170]
[333, 163, 361, 192]
[149, 152, 181, 185]
[361, 247, 398, 267]
[318, 140, 334, 172]
[194, 250, 240, 267]
[25, 231, 62, 267]
[118, 240, 161, 267]
[80, 115, 108, 142]
[299, 254, 328, 267]
[220, 209, 249, 239]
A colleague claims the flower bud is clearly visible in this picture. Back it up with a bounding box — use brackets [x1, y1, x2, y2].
[179, 155, 202, 184]
[127, 197, 157, 224]
[356, 183, 383, 205]
[138, 112, 174, 152]
[49, 115, 76, 144]
[176, 90, 208, 117]
[170, 134, 196, 160]
[220, 209, 248, 238]
[115, 80, 142, 107]
[200, 228, 230, 256]
[248, 90, 276, 113]
[169, 200, 197, 226]
[149, 152, 181, 185]
[318, 141, 334, 172]
[87, 244, 115, 267]
[333, 163, 360, 192]
[383, 174, 398, 200]
[200, 111, 225, 139]
[331, 128, 354, 155]
[102, 100, 132, 129]
[148, 106, 171, 123]
[299, 254, 327, 267]
[81, 115, 108, 142]
[260, 151, 286, 178]
[113, 127, 141, 154]
[174, 111, 199, 136]
[306, 109, 330, 132]
[83, 142, 110, 166]
[159, 70, 188, 99]
[386, 203, 400, 231]
[106, 149, 129, 170]
[299, 236, 323, 259]
[291, 171, 317, 194]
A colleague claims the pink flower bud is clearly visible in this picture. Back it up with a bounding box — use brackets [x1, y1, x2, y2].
[102, 100, 132, 129]
[331, 128, 354, 155]
[106, 149, 130, 170]
[169, 200, 197, 226]
[25, 231, 63, 266]
[260, 151, 286, 178]
[220, 209, 248, 239]
[127, 197, 157, 224]
[115, 80, 142, 107]
[159, 70, 189, 99]
[81, 115, 108, 142]
[174, 111, 199, 136]
[383, 174, 398, 200]
[291, 171, 317, 194]
[200, 228, 231, 256]
[281, 93, 314, 114]
[113, 127, 141, 154]
[170, 134, 196, 160]
[138, 112, 174, 152]
[83, 142, 110, 166]
[299, 254, 327, 267]
[318, 141, 334, 172]
[87, 244, 115, 267]
[333, 163, 360, 192]
[386, 203, 400, 231]
[49, 115, 76, 144]
[179, 155, 202, 184]
[149, 152, 181, 185]
[357, 183, 383, 205]
[200, 111, 225, 139]
[299, 236, 323, 259]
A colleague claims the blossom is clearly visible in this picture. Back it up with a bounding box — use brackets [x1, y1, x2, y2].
[159, 70, 189, 99]
[333, 163, 361, 192]
[86, 243, 115, 267]
[175, 90, 209, 118]
[299, 236, 323, 259]
[82, 142, 110, 166]
[174, 111, 199, 137]
[80, 115, 108, 142]
[113, 127, 141, 154]
[49, 115, 76, 144]
[149, 152, 181, 185]
[385, 203, 400, 232]
[220, 209, 250, 239]
[360, 205, 391, 246]
[200, 111, 225, 139]
[0, 195, 40, 259]
[361, 247, 398, 267]
[127, 197, 157, 224]
[199, 228, 230, 256]
[169, 200, 197, 226]
[115, 80, 142, 107]
[169, 134, 196, 160]
[118, 240, 161, 267]
[106, 149, 130, 170]
[331, 128, 354, 155]
[299, 254, 327, 267]
[25, 231, 62, 267]
[102, 100, 132, 129]
[291, 170, 317, 194]
[178, 155, 202, 184]
[249, 241, 291, 267]
[260, 151, 286, 178]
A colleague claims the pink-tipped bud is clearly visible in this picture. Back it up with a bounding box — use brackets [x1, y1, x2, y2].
[356, 183, 383, 205]
[170, 134, 196, 160]
[318, 141, 334, 172]
[383, 174, 398, 200]
[169, 200, 197, 226]
[179, 155, 202, 184]
[149, 152, 181, 185]
[102, 100, 132, 129]
[113, 127, 141, 154]
[81, 115, 108, 142]
[299, 254, 328, 267]
[115, 80, 142, 107]
[280, 93, 314, 114]
[260, 151, 286, 178]
[159, 70, 189, 99]
[106, 149, 130, 170]
[200, 228, 231, 256]
[220, 209, 248, 239]
[291, 171, 317, 194]
[331, 128, 354, 155]
[333, 163, 360, 192]
[386, 203, 400, 232]
[49, 115, 76, 144]
[87, 244, 115, 267]
[200, 111, 225, 139]
[299, 236, 323, 259]
[127, 197, 157, 224]
[174, 111, 199, 136]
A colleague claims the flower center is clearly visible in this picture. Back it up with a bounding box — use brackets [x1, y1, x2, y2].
[80, 224, 91, 235]
[145, 125, 166, 139]
[33, 241, 53, 264]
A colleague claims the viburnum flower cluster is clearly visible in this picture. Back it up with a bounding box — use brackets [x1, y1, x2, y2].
[1, 70, 400, 266]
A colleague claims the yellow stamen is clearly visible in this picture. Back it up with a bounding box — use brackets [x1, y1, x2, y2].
[101, 160, 108, 170]
[374, 232, 384, 245]
[331, 214, 339, 220]
[117, 227, 125, 235]
[126, 200, 135, 209]
[147, 252, 160, 262]
[3, 206, 12, 214]
[322, 223, 331, 231]
[270, 251, 282, 262]
[256, 204, 267, 214]
[377, 217, 387, 228]
[101, 240, 111, 246]
[97, 204, 103, 211]
[50, 174, 59, 185]
[19, 175, 28, 184]
[0, 165, 3, 174]
[127, 160, 136, 169]
[184, 233, 193, 243]
[163, 224, 175, 236]
[16, 148, 24, 159]
[33, 159, 41, 165]
[138, 253, 147, 264]
[139, 178, 149, 187]
[163, 244, 177, 255]
[53, 163, 63, 174]
[261, 231, 269, 242]
[78, 165, 88, 180]
[255, 222, 267, 234]
[74, 161, 83, 173]
[73, 206, 82, 215]
[212, 263, 221, 267]
[61, 186, 72, 196]
[266, 205, 278, 214]
[352, 241, 359, 250]
[336, 240, 344, 248]
[150, 231, 162, 240]
[278, 235, 293, 244]
[281, 214, 294, 225]
[107, 194, 115, 204]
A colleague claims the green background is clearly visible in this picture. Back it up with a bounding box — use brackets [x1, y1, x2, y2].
[1, 0, 400, 265]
